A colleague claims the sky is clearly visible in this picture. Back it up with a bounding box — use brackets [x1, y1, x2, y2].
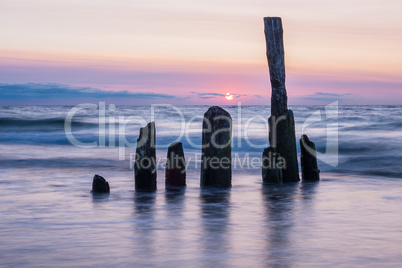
[0, 0, 401, 105]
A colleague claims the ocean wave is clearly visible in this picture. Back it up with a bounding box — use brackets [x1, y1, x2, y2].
[0, 157, 127, 170]
[0, 117, 97, 131]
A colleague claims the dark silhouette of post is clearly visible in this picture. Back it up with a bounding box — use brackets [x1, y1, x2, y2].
[165, 142, 186, 187]
[264, 17, 287, 117]
[264, 17, 299, 182]
[300, 134, 320, 181]
[200, 106, 232, 188]
[262, 147, 283, 184]
[91, 174, 110, 193]
[134, 122, 157, 191]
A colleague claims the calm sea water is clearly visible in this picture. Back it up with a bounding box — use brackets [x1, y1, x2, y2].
[0, 105, 401, 267]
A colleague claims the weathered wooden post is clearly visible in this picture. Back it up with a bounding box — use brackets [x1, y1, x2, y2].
[134, 122, 157, 191]
[264, 17, 300, 182]
[264, 17, 287, 117]
[201, 106, 232, 188]
[262, 147, 283, 184]
[165, 142, 186, 187]
[300, 134, 320, 181]
[91, 174, 110, 193]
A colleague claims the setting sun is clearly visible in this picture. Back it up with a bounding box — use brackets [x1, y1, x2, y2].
[225, 92, 233, 100]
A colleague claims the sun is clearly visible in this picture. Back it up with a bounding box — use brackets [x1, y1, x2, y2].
[225, 92, 233, 100]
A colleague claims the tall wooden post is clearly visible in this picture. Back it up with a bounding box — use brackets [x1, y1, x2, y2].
[263, 17, 300, 182]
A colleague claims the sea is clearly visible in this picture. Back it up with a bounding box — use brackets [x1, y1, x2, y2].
[0, 104, 401, 267]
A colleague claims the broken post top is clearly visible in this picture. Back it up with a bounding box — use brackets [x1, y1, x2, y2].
[204, 106, 232, 120]
[202, 106, 232, 148]
[264, 17, 288, 116]
[168, 141, 182, 150]
[137, 121, 156, 149]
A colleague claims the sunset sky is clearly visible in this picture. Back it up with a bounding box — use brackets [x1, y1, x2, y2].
[0, 0, 401, 105]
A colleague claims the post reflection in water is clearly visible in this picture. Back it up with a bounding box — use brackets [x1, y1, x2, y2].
[133, 191, 156, 263]
[165, 187, 186, 211]
[91, 192, 110, 205]
[164, 187, 186, 257]
[262, 183, 298, 268]
[199, 187, 231, 267]
[300, 181, 319, 202]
